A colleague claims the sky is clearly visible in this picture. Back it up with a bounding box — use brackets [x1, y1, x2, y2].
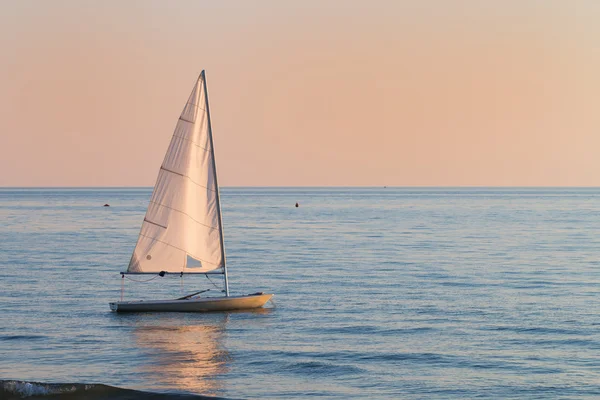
[1, 0, 599, 186]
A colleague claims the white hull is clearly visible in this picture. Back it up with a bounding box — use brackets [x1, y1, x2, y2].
[110, 293, 273, 313]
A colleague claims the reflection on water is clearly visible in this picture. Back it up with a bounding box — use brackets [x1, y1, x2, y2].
[131, 314, 231, 396]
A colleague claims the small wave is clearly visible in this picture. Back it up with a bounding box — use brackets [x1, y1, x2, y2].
[322, 325, 434, 336]
[283, 361, 363, 376]
[485, 326, 582, 335]
[0, 335, 47, 341]
[322, 325, 381, 335]
[361, 352, 447, 363]
[0, 380, 224, 399]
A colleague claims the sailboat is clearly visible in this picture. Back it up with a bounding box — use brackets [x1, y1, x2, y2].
[109, 71, 273, 312]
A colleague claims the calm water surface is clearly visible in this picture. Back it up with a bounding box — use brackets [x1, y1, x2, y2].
[1, 188, 600, 399]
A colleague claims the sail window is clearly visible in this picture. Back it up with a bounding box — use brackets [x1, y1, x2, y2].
[186, 254, 203, 269]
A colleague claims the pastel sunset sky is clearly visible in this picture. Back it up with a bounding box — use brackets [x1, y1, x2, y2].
[1, 1, 599, 186]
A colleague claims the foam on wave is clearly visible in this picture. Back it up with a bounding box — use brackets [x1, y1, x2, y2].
[0, 380, 222, 399]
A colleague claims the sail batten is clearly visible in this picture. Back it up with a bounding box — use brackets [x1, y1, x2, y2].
[127, 72, 224, 274]
[160, 166, 184, 177]
[143, 218, 167, 230]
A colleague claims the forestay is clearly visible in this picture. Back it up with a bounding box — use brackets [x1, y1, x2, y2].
[127, 73, 224, 274]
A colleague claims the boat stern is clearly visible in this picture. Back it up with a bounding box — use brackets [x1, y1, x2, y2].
[109, 302, 118, 312]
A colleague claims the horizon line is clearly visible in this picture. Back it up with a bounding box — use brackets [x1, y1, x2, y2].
[2, 185, 600, 189]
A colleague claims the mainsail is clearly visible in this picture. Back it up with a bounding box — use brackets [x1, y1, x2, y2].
[127, 72, 225, 274]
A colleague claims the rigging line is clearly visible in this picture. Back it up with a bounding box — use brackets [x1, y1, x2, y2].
[171, 134, 211, 153]
[205, 273, 224, 290]
[148, 200, 219, 231]
[159, 167, 218, 193]
[137, 232, 222, 267]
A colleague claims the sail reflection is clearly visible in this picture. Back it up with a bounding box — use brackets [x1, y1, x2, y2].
[132, 316, 230, 396]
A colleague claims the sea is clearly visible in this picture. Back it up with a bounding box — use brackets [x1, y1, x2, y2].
[1, 187, 599, 399]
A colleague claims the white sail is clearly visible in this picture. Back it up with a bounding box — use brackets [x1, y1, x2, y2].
[127, 72, 225, 274]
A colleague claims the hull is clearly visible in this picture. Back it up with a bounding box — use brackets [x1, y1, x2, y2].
[109, 293, 273, 313]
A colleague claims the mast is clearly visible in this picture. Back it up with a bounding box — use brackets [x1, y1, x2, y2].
[202, 70, 230, 296]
